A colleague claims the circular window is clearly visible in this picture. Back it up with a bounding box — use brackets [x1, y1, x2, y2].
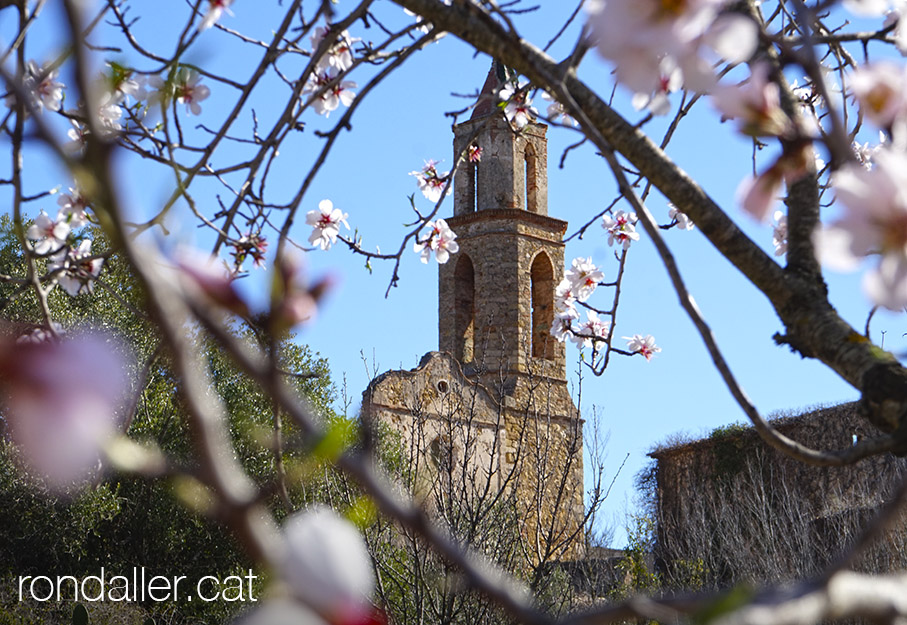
[437, 380, 450, 394]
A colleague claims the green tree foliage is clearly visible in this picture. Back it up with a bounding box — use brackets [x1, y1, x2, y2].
[0, 216, 338, 624]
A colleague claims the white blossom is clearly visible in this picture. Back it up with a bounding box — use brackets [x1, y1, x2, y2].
[409, 159, 450, 203]
[306, 199, 349, 250]
[302, 68, 357, 118]
[668, 204, 695, 230]
[173, 68, 211, 115]
[199, 0, 234, 31]
[414, 219, 459, 264]
[850, 62, 907, 129]
[0, 333, 129, 493]
[49, 239, 104, 296]
[624, 334, 661, 360]
[602, 210, 640, 250]
[27, 210, 71, 255]
[57, 187, 90, 228]
[816, 148, 907, 308]
[564, 257, 604, 302]
[498, 82, 538, 130]
[541, 91, 577, 125]
[311, 25, 359, 72]
[571, 310, 610, 349]
[280, 507, 375, 624]
[772, 210, 788, 257]
[711, 63, 792, 137]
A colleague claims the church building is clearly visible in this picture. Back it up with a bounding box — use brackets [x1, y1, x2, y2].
[362, 63, 585, 562]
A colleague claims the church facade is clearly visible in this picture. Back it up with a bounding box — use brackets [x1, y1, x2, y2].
[362, 65, 585, 562]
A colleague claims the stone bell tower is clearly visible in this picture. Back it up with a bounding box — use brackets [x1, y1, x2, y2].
[438, 62, 574, 418]
[362, 62, 584, 562]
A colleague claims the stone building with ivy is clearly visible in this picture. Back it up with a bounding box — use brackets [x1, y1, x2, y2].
[647, 403, 907, 591]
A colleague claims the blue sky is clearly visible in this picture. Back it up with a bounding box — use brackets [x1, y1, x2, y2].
[5, 0, 903, 545]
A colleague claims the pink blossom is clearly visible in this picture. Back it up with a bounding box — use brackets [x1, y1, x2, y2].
[27, 210, 71, 255]
[736, 145, 812, 221]
[624, 334, 661, 360]
[268, 252, 332, 332]
[409, 160, 450, 203]
[49, 239, 104, 296]
[176, 250, 251, 317]
[0, 332, 129, 493]
[414, 219, 459, 264]
[467, 144, 483, 163]
[280, 507, 377, 625]
[711, 64, 792, 137]
[850, 62, 907, 129]
[602, 210, 640, 250]
[817, 148, 907, 308]
[302, 69, 357, 118]
[306, 199, 349, 251]
[198, 0, 234, 31]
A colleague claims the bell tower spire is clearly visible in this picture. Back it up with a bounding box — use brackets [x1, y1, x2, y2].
[438, 63, 570, 403]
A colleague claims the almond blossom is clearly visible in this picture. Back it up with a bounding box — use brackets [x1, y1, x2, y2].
[571, 311, 610, 349]
[410, 160, 450, 203]
[57, 186, 90, 228]
[0, 332, 129, 493]
[467, 144, 483, 163]
[271, 252, 332, 331]
[498, 82, 538, 130]
[564, 257, 605, 302]
[736, 144, 812, 221]
[602, 210, 640, 250]
[66, 119, 88, 153]
[49, 239, 104, 296]
[711, 64, 792, 137]
[10, 60, 65, 113]
[311, 25, 359, 72]
[302, 68, 357, 118]
[306, 199, 349, 250]
[198, 0, 234, 31]
[772, 210, 788, 257]
[27, 210, 71, 255]
[230, 232, 268, 271]
[541, 91, 577, 126]
[817, 148, 907, 308]
[631, 58, 682, 117]
[668, 204, 695, 230]
[625, 334, 661, 360]
[175, 248, 251, 317]
[586, 0, 756, 97]
[550, 303, 580, 343]
[414, 218, 459, 264]
[850, 62, 907, 129]
[171, 68, 210, 115]
[280, 507, 377, 625]
[853, 133, 886, 169]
